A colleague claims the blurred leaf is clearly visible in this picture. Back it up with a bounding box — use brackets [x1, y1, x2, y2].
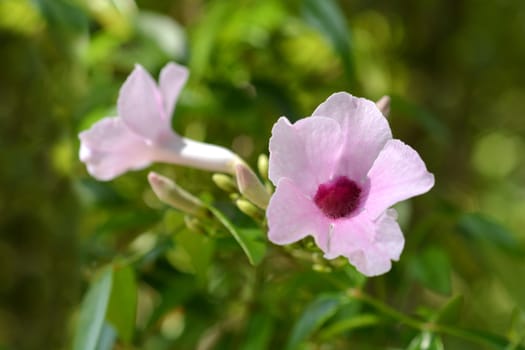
[208, 206, 266, 265]
[95, 210, 162, 236]
[237, 228, 267, 265]
[285, 294, 344, 350]
[146, 275, 196, 329]
[409, 246, 451, 295]
[302, 0, 354, 80]
[86, 0, 134, 39]
[34, 0, 87, 33]
[240, 313, 274, 350]
[190, 1, 233, 78]
[508, 307, 525, 348]
[442, 327, 522, 350]
[136, 11, 186, 60]
[407, 331, 444, 350]
[343, 264, 367, 288]
[458, 213, 524, 256]
[73, 267, 113, 350]
[391, 95, 451, 143]
[0, 0, 44, 36]
[94, 323, 117, 350]
[167, 229, 215, 281]
[432, 294, 463, 325]
[106, 265, 137, 343]
[319, 313, 382, 340]
[74, 179, 126, 207]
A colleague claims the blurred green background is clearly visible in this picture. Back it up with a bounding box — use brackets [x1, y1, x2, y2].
[1, 0, 525, 349]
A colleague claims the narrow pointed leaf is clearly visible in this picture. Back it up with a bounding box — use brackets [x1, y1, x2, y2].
[73, 267, 113, 350]
[433, 294, 463, 325]
[106, 265, 137, 343]
[302, 0, 354, 80]
[318, 313, 382, 340]
[208, 206, 266, 265]
[285, 294, 344, 350]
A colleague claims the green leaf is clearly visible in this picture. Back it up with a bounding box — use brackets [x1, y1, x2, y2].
[508, 307, 525, 348]
[34, 0, 88, 33]
[237, 228, 267, 265]
[302, 0, 354, 80]
[390, 95, 451, 144]
[208, 206, 266, 265]
[458, 213, 523, 256]
[73, 267, 113, 350]
[318, 313, 382, 340]
[433, 294, 463, 325]
[136, 11, 186, 59]
[409, 246, 452, 295]
[441, 327, 523, 350]
[285, 294, 344, 350]
[189, 1, 233, 78]
[106, 265, 137, 343]
[94, 323, 117, 350]
[240, 313, 274, 350]
[167, 229, 215, 281]
[407, 331, 444, 350]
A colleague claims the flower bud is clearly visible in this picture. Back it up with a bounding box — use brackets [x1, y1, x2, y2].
[235, 198, 263, 220]
[148, 172, 208, 218]
[376, 95, 391, 117]
[212, 173, 238, 193]
[235, 162, 270, 209]
[257, 154, 269, 180]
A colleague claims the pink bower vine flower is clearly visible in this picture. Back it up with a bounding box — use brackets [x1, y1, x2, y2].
[79, 63, 240, 181]
[267, 93, 434, 276]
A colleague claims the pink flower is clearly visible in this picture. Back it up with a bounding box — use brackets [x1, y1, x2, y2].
[267, 93, 434, 276]
[79, 63, 240, 181]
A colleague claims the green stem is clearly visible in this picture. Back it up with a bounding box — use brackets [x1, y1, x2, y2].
[347, 288, 519, 349]
[348, 289, 423, 330]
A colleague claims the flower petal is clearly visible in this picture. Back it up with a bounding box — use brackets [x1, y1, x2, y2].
[159, 62, 189, 120]
[267, 178, 330, 251]
[373, 209, 405, 261]
[268, 116, 342, 195]
[312, 92, 392, 182]
[78, 117, 143, 151]
[79, 145, 152, 181]
[365, 139, 435, 219]
[79, 118, 153, 181]
[326, 209, 404, 276]
[117, 64, 171, 142]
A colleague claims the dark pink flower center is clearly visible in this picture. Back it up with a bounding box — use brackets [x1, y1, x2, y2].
[314, 176, 362, 219]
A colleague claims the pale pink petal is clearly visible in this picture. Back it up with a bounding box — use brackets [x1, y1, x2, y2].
[268, 116, 342, 195]
[78, 117, 143, 151]
[326, 209, 404, 276]
[365, 139, 435, 219]
[117, 64, 171, 142]
[79, 118, 153, 181]
[373, 209, 404, 261]
[159, 62, 189, 119]
[267, 178, 330, 251]
[312, 92, 392, 182]
[79, 145, 152, 181]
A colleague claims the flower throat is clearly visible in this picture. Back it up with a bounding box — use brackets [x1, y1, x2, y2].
[313, 176, 362, 219]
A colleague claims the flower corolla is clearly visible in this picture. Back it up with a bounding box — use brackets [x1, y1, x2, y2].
[266, 93, 434, 276]
[79, 63, 239, 180]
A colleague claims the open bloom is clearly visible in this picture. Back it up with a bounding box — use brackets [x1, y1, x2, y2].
[79, 63, 239, 180]
[267, 93, 434, 276]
